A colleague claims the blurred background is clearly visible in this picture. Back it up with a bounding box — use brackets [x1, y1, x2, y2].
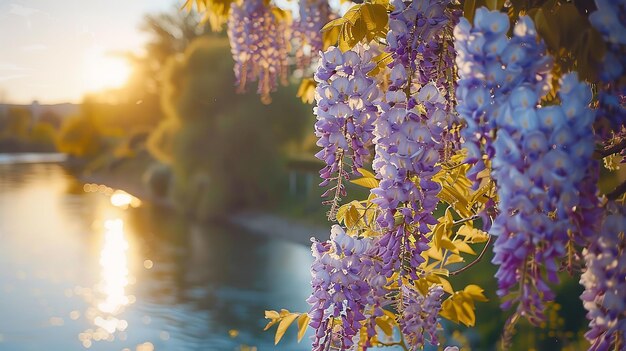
[0, 1, 620, 351]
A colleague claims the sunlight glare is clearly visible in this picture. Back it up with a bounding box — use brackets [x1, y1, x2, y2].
[98, 219, 130, 315]
[110, 190, 141, 208]
[83, 46, 130, 92]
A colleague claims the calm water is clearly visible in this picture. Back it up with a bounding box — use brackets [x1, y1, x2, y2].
[0, 161, 313, 351]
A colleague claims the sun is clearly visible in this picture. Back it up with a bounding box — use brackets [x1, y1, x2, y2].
[83, 46, 131, 92]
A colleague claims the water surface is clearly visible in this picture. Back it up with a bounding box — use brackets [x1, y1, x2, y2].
[0, 161, 312, 351]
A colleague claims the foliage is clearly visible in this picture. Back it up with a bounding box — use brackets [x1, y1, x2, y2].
[56, 114, 106, 158]
[189, 0, 625, 350]
[147, 35, 311, 219]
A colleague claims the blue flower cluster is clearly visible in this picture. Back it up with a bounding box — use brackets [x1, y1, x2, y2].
[454, 8, 552, 183]
[313, 46, 380, 214]
[580, 208, 626, 351]
[455, 8, 599, 324]
[589, 0, 626, 134]
[227, 0, 288, 104]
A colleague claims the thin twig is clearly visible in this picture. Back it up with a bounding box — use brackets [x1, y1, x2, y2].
[449, 235, 492, 276]
[452, 214, 480, 226]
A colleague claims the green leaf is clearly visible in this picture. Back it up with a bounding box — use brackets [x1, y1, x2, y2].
[275, 313, 298, 345]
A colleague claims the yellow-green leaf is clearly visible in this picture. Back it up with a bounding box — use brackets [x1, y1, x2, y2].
[464, 284, 488, 302]
[463, 0, 477, 24]
[265, 310, 280, 320]
[375, 316, 393, 336]
[346, 204, 360, 228]
[275, 313, 298, 345]
[356, 167, 376, 178]
[350, 177, 379, 189]
[297, 313, 310, 342]
[454, 240, 477, 255]
[297, 78, 316, 104]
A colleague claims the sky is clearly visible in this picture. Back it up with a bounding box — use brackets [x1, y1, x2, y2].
[0, 0, 179, 104]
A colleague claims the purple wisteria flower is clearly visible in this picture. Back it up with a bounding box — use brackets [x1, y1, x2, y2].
[227, 0, 288, 104]
[370, 0, 457, 282]
[313, 46, 380, 216]
[399, 285, 444, 350]
[306, 225, 377, 350]
[580, 208, 626, 351]
[293, 0, 332, 69]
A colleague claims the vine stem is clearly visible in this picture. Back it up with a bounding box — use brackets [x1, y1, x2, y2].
[449, 234, 492, 276]
[594, 137, 626, 159]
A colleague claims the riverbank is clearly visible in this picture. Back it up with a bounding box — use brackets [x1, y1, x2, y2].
[76, 160, 327, 247]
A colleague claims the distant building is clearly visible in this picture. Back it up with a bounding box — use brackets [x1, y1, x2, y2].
[30, 100, 41, 124]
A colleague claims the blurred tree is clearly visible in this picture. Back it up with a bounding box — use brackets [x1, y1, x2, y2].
[2, 107, 31, 139]
[29, 122, 57, 152]
[56, 114, 105, 158]
[148, 35, 311, 219]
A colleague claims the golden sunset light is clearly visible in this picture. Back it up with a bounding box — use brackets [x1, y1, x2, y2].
[83, 46, 131, 92]
[0, 1, 624, 350]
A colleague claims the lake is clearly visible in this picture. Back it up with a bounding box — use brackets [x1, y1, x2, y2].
[0, 160, 313, 351]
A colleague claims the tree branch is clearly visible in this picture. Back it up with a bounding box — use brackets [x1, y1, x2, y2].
[595, 138, 626, 159]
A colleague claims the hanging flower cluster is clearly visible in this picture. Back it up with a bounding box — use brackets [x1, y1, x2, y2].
[580, 208, 626, 351]
[454, 8, 552, 182]
[313, 45, 380, 216]
[491, 72, 596, 323]
[371, 0, 455, 279]
[456, 8, 599, 324]
[293, 0, 332, 69]
[227, 0, 288, 104]
[398, 285, 444, 350]
[307, 225, 380, 351]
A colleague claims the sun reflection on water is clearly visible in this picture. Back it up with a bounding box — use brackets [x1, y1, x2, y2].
[98, 219, 130, 314]
[79, 218, 134, 348]
[110, 190, 141, 209]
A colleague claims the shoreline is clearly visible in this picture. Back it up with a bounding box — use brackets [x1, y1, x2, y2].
[79, 170, 326, 247]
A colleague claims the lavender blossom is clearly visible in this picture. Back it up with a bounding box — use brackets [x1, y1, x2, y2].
[293, 0, 332, 69]
[307, 225, 375, 350]
[580, 208, 626, 351]
[313, 46, 380, 216]
[227, 0, 288, 104]
[399, 285, 444, 350]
